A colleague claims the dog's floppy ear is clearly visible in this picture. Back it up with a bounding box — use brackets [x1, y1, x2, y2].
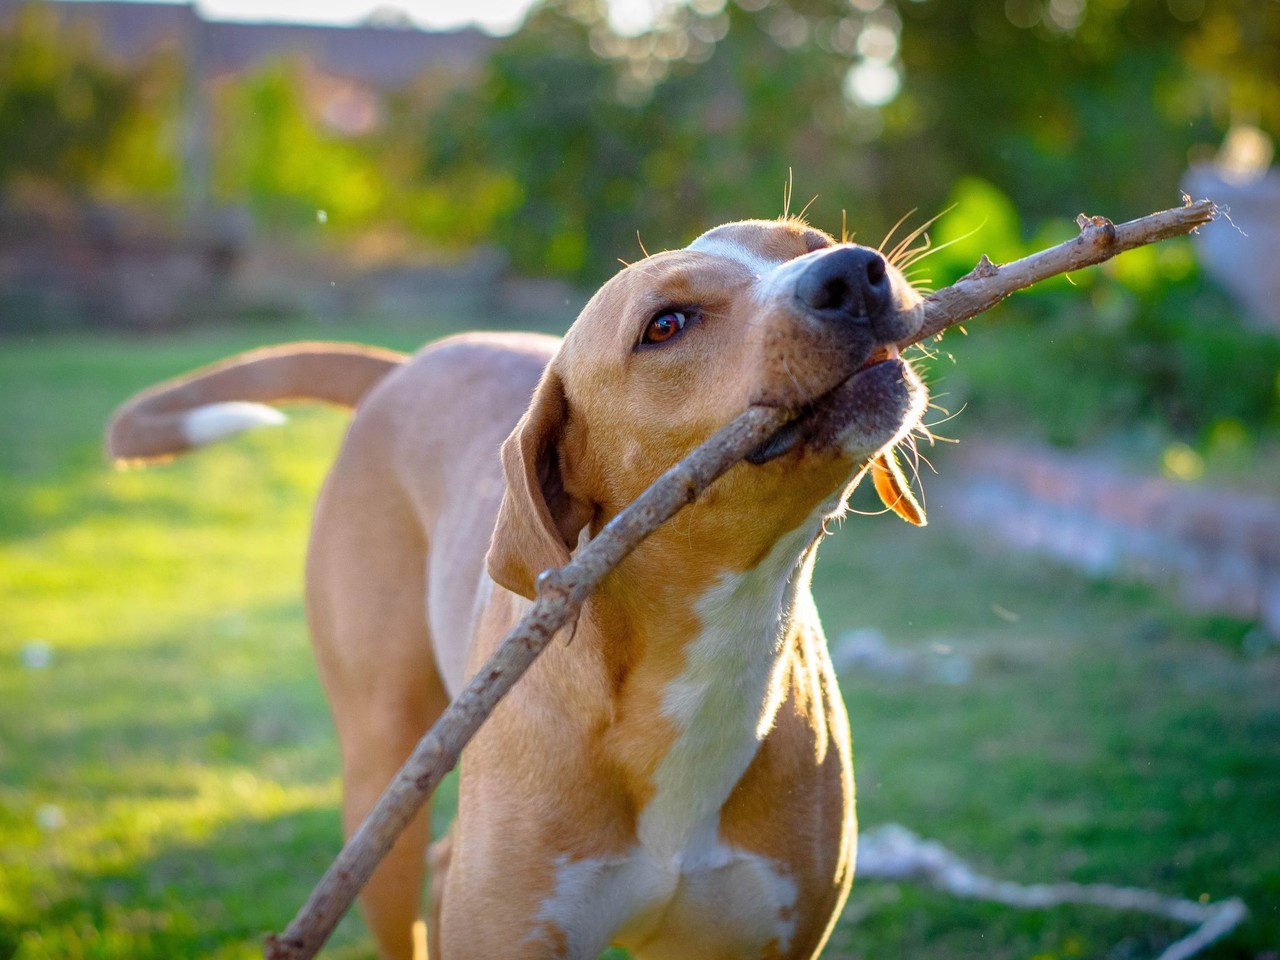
[871, 450, 926, 526]
[487, 368, 594, 599]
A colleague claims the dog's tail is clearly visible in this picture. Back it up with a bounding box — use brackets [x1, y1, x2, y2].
[106, 341, 407, 464]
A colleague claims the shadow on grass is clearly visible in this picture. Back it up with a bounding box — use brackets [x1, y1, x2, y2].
[4, 804, 368, 960]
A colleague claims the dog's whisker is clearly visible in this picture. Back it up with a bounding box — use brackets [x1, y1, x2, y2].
[879, 208, 919, 258]
[780, 355, 804, 397]
[847, 502, 894, 519]
[890, 239, 928, 271]
[900, 437, 931, 487]
[884, 207, 954, 267]
[920, 399, 967, 435]
[907, 457, 929, 513]
[898, 218, 984, 271]
[630, 257, 681, 280]
[904, 339, 940, 360]
[913, 415, 958, 448]
[796, 194, 820, 224]
[913, 444, 942, 476]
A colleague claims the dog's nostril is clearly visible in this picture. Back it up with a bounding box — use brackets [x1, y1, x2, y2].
[866, 255, 886, 286]
[815, 277, 854, 312]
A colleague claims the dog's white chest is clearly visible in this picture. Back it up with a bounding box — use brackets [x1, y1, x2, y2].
[638, 522, 811, 855]
[528, 522, 818, 958]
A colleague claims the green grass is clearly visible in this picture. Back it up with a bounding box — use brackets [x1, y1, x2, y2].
[2, 320, 1278, 959]
[818, 486, 1280, 958]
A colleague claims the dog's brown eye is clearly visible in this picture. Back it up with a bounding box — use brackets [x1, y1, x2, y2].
[642, 311, 687, 345]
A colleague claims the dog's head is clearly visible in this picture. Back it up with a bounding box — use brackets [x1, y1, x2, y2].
[488, 218, 929, 598]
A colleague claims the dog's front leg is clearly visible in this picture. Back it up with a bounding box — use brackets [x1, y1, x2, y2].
[307, 439, 454, 960]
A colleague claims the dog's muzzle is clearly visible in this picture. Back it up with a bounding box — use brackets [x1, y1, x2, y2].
[747, 245, 923, 465]
[745, 349, 915, 465]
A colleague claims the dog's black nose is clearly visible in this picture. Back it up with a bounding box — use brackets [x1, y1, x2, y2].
[796, 246, 890, 324]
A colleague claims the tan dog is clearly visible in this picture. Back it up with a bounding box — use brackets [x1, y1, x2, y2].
[108, 218, 927, 960]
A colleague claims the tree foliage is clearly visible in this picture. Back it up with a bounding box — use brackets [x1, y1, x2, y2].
[889, 0, 1280, 224]
[0, 5, 186, 200]
[212, 62, 388, 230]
[1, 0, 1276, 278]
[411, 0, 1279, 281]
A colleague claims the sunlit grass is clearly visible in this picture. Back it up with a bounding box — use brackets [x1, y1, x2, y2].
[0, 324, 411, 960]
[2, 321, 1277, 959]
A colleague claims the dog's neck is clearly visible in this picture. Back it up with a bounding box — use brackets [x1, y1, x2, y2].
[585, 514, 826, 857]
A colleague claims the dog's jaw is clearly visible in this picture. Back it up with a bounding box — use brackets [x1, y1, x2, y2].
[775, 353, 927, 465]
[745, 349, 926, 467]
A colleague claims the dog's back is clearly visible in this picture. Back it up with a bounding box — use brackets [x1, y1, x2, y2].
[307, 332, 559, 698]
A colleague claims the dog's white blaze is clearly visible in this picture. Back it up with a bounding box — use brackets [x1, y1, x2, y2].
[182, 402, 286, 447]
[753, 251, 822, 304]
[687, 228, 832, 306]
[686, 233, 785, 278]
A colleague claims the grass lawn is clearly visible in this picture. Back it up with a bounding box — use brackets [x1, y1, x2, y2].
[1, 317, 1277, 959]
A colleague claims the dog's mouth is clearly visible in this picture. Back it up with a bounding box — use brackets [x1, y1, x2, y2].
[745, 345, 910, 466]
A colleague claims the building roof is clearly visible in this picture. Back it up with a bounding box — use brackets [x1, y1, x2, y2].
[3, 0, 495, 87]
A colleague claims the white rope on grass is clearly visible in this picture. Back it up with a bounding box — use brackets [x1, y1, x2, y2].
[856, 824, 1248, 960]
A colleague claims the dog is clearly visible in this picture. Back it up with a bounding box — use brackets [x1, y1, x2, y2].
[107, 217, 928, 960]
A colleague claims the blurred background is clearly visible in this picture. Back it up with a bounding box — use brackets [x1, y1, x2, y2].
[1, 0, 1278, 958]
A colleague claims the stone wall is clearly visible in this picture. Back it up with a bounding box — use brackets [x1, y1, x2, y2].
[940, 441, 1280, 636]
[0, 196, 244, 331]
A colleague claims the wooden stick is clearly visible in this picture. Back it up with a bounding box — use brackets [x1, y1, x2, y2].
[908, 198, 1218, 345]
[264, 196, 1218, 960]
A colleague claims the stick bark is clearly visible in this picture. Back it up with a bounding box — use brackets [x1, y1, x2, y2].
[911, 199, 1218, 343]
[264, 197, 1218, 960]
